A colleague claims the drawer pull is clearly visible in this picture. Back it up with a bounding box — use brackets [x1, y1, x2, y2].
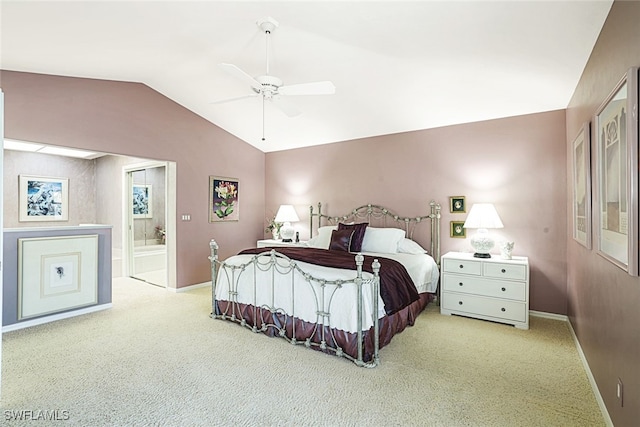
[458, 301, 463, 305]
[501, 308, 506, 312]
[501, 268, 506, 273]
[459, 264, 464, 269]
[501, 287, 506, 292]
[459, 282, 464, 286]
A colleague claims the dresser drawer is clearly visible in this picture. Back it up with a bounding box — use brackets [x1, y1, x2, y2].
[442, 258, 482, 276]
[442, 275, 526, 301]
[483, 262, 527, 281]
[442, 292, 527, 323]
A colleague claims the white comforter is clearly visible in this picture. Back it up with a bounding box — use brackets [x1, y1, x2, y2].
[214, 251, 439, 334]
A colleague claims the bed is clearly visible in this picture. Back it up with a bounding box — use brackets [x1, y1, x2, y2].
[209, 201, 441, 367]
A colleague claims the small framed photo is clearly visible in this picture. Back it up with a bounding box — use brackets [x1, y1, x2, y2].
[449, 196, 466, 213]
[450, 221, 466, 238]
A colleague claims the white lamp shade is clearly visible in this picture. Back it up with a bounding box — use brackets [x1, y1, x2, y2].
[275, 205, 299, 242]
[274, 205, 300, 223]
[463, 203, 504, 229]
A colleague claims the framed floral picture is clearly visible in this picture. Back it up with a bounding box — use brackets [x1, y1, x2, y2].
[209, 176, 239, 222]
[572, 122, 591, 248]
[593, 67, 639, 276]
[19, 175, 69, 222]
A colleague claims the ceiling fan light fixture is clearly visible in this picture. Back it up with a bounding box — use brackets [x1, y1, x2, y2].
[213, 16, 335, 142]
[256, 16, 279, 33]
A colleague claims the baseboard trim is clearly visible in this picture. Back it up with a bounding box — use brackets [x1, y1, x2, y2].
[529, 310, 613, 427]
[2, 303, 113, 333]
[529, 310, 568, 321]
[566, 320, 614, 427]
[171, 281, 211, 293]
[529, 310, 612, 425]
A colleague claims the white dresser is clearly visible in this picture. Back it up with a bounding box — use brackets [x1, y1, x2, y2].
[440, 251, 530, 329]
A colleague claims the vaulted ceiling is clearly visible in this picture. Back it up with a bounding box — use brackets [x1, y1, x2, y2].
[0, 1, 612, 152]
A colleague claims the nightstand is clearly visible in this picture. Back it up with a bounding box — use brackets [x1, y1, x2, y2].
[257, 239, 308, 248]
[440, 251, 530, 329]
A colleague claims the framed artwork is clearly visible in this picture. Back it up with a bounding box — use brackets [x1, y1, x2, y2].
[209, 176, 239, 222]
[19, 175, 69, 222]
[572, 122, 591, 248]
[450, 221, 466, 238]
[18, 235, 98, 320]
[133, 184, 153, 218]
[593, 67, 639, 276]
[449, 196, 466, 213]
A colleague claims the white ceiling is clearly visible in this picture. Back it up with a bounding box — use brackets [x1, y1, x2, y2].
[0, 1, 612, 153]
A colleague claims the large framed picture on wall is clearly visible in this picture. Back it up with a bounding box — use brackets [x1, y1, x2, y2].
[19, 175, 69, 222]
[593, 67, 639, 276]
[572, 122, 591, 249]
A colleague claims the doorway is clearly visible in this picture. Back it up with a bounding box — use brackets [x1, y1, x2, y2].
[124, 161, 172, 288]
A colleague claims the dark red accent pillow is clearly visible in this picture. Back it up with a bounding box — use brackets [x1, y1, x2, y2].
[329, 229, 355, 252]
[337, 222, 368, 252]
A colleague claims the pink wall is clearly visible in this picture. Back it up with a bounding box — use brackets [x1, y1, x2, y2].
[266, 109, 567, 314]
[0, 70, 265, 288]
[565, 2, 640, 425]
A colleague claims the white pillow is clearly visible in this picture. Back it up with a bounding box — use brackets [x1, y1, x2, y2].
[307, 225, 338, 249]
[397, 238, 428, 254]
[361, 227, 406, 254]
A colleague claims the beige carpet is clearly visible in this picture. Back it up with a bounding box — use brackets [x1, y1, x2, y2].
[1, 278, 605, 426]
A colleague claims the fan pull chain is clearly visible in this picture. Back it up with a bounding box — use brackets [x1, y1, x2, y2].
[262, 21, 271, 141]
[262, 94, 266, 141]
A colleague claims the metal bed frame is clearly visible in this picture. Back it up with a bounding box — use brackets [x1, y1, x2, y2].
[310, 200, 441, 265]
[209, 201, 441, 367]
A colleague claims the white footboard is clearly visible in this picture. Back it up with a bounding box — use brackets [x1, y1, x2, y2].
[209, 240, 382, 367]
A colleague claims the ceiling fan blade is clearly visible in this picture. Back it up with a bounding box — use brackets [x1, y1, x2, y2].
[209, 93, 258, 105]
[219, 63, 262, 92]
[279, 81, 336, 96]
[271, 95, 302, 117]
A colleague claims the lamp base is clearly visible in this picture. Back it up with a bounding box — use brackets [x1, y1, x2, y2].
[470, 228, 495, 259]
[473, 252, 492, 258]
[279, 222, 295, 242]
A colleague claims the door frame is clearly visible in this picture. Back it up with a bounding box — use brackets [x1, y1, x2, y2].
[122, 160, 177, 289]
[1, 90, 5, 396]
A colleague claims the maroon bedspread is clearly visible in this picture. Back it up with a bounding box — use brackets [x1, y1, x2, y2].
[238, 247, 419, 315]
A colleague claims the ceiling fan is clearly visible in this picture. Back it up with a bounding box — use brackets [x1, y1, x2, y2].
[213, 17, 336, 141]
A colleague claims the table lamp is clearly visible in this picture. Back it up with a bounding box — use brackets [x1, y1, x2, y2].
[275, 205, 299, 242]
[463, 203, 504, 258]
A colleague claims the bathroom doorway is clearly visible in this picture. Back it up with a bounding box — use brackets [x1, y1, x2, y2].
[125, 161, 169, 287]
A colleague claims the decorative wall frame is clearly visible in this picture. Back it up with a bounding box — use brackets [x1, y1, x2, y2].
[593, 67, 639, 276]
[572, 122, 591, 248]
[19, 175, 69, 222]
[18, 235, 98, 320]
[449, 196, 466, 213]
[132, 184, 153, 218]
[450, 221, 466, 238]
[209, 176, 239, 222]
